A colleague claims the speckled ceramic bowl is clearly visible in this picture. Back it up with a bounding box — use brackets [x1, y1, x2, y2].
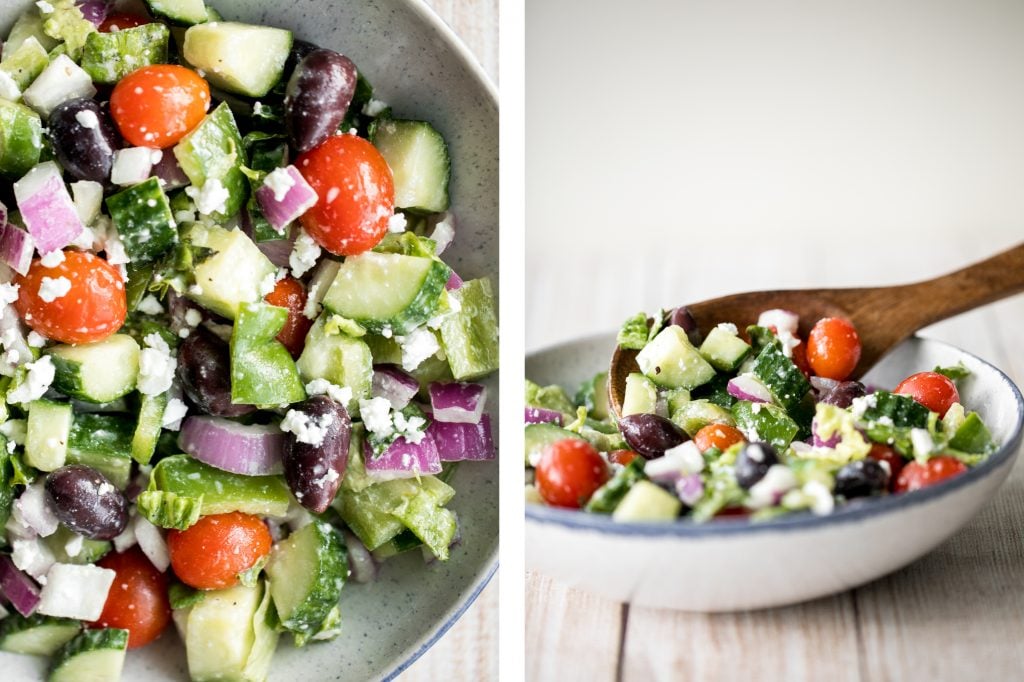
[0, 0, 498, 679]
[526, 333, 1023, 611]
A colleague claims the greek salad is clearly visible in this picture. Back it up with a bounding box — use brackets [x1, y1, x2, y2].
[525, 308, 996, 522]
[0, 1, 498, 680]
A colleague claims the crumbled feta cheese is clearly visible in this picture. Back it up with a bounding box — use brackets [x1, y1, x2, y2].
[184, 308, 202, 327]
[74, 109, 99, 129]
[64, 534, 84, 558]
[289, 229, 321, 277]
[305, 379, 353, 406]
[395, 327, 440, 372]
[138, 333, 176, 396]
[12, 537, 55, 580]
[0, 71, 20, 102]
[715, 322, 739, 335]
[13, 480, 59, 537]
[850, 394, 878, 420]
[0, 419, 26, 444]
[380, 326, 393, 339]
[803, 480, 835, 515]
[70, 225, 96, 250]
[393, 410, 427, 444]
[36, 1, 54, 14]
[388, 212, 407, 233]
[161, 398, 188, 430]
[363, 98, 388, 116]
[359, 397, 395, 440]
[0, 283, 21, 306]
[280, 409, 333, 447]
[303, 282, 321, 319]
[258, 271, 278, 297]
[665, 441, 706, 474]
[910, 428, 935, 456]
[38, 276, 71, 303]
[103, 228, 131, 266]
[747, 465, 799, 509]
[7, 356, 55, 404]
[137, 294, 164, 316]
[39, 250, 65, 268]
[37, 563, 116, 621]
[185, 178, 229, 216]
[150, 150, 163, 165]
[110, 146, 155, 186]
[263, 167, 296, 202]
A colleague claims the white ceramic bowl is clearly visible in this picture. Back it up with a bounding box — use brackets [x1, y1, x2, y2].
[0, 1, 498, 679]
[526, 333, 1023, 611]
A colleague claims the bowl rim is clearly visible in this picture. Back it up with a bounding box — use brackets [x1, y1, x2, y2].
[525, 334, 1024, 538]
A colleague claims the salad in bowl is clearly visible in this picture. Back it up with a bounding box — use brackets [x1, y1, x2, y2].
[0, 0, 498, 680]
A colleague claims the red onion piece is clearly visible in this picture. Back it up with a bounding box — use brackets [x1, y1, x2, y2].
[726, 375, 773, 404]
[341, 529, 377, 583]
[258, 237, 294, 269]
[429, 382, 486, 423]
[0, 199, 7, 226]
[0, 555, 41, 616]
[371, 365, 419, 410]
[675, 473, 704, 507]
[525, 406, 562, 425]
[178, 416, 285, 476]
[363, 435, 442, 481]
[152, 151, 190, 190]
[0, 222, 36, 276]
[427, 414, 494, 462]
[76, 0, 110, 26]
[13, 162, 83, 253]
[255, 166, 318, 232]
[811, 416, 841, 448]
[445, 271, 463, 291]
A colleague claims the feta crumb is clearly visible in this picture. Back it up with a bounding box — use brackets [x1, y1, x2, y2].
[0, 282, 20, 306]
[305, 379, 353, 406]
[395, 327, 440, 372]
[38, 276, 71, 303]
[74, 109, 99, 129]
[303, 282, 321, 319]
[39, 250, 65, 268]
[64, 534, 84, 558]
[184, 308, 202, 327]
[258, 271, 278, 297]
[392, 410, 427, 443]
[137, 294, 164, 316]
[27, 331, 47, 348]
[280, 409, 332, 447]
[7, 356, 55, 404]
[137, 333, 176, 396]
[359, 397, 395, 440]
[388, 212, 407, 233]
[0, 71, 21, 102]
[363, 98, 388, 116]
[715, 322, 739, 335]
[804, 480, 835, 515]
[263, 167, 296, 202]
[0, 420, 27, 445]
[12, 537, 55, 580]
[185, 178, 229, 216]
[747, 465, 799, 509]
[161, 398, 188, 430]
[36, 1, 54, 14]
[910, 428, 935, 456]
[289, 229, 321, 277]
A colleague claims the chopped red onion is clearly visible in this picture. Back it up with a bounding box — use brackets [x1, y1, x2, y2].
[363, 435, 442, 481]
[178, 416, 285, 476]
[0, 222, 36, 276]
[255, 166, 318, 232]
[0, 199, 7, 226]
[675, 473, 704, 507]
[427, 414, 494, 462]
[727, 375, 773, 404]
[13, 162, 83, 253]
[429, 382, 486, 423]
[372, 365, 419, 410]
[445, 271, 463, 291]
[152, 151, 190, 190]
[258, 237, 294, 269]
[0, 555, 40, 616]
[76, 0, 110, 26]
[811, 416, 841, 448]
[525, 407, 562, 425]
[341, 529, 377, 583]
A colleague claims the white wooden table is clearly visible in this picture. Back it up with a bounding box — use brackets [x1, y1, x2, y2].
[399, 2, 498, 680]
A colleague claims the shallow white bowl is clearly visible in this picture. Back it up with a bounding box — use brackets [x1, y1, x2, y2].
[526, 333, 1023, 611]
[0, 0, 498, 679]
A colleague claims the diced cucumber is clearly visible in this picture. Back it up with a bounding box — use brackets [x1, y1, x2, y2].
[0, 612, 81, 655]
[26, 399, 73, 471]
[621, 373, 658, 417]
[322, 251, 450, 336]
[296, 317, 373, 415]
[370, 118, 450, 213]
[574, 372, 611, 421]
[751, 343, 810, 411]
[612, 480, 682, 522]
[132, 392, 167, 465]
[3, 10, 59, 59]
[181, 581, 279, 682]
[149, 455, 291, 518]
[183, 222, 276, 319]
[337, 475, 455, 556]
[0, 37, 49, 94]
[438, 278, 499, 381]
[47, 334, 140, 403]
[49, 628, 128, 682]
[43, 526, 111, 565]
[173, 103, 247, 221]
[860, 391, 931, 428]
[699, 325, 752, 371]
[370, 529, 423, 561]
[265, 522, 347, 640]
[66, 414, 134, 488]
[40, 0, 97, 61]
[636, 325, 716, 390]
[665, 387, 692, 416]
[0, 99, 43, 178]
[0, 449, 15, 539]
[80, 23, 170, 85]
[136, 490, 202, 530]
[183, 22, 292, 97]
[305, 257, 341, 317]
[230, 303, 306, 407]
[949, 412, 994, 454]
[585, 459, 647, 514]
[106, 178, 177, 264]
[145, 0, 209, 25]
[524, 422, 585, 466]
[732, 400, 800, 451]
[671, 399, 735, 438]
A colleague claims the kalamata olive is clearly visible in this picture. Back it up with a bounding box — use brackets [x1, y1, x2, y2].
[284, 39, 320, 79]
[734, 442, 779, 489]
[668, 306, 702, 346]
[285, 49, 358, 153]
[819, 381, 867, 408]
[45, 465, 128, 540]
[618, 413, 686, 459]
[834, 459, 889, 499]
[177, 327, 256, 417]
[48, 98, 121, 184]
[282, 395, 352, 513]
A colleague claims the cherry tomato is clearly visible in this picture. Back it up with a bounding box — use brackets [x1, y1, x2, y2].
[90, 548, 170, 649]
[14, 251, 126, 344]
[893, 456, 967, 493]
[693, 424, 745, 453]
[110, 65, 210, 148]
[791, 341, 812, 378]
[608, 449, 640, 466]
[867, 443, 905, 490]
[535, 439, 610, 509]
[297, 135, 395, 256]
[716, 506, 751, 519]
[806, 317, 861, 380]
[894, 371, 959, 417]
[264, 276, 312, 358]
[99, 13, 149, 32]
[167, 512, 272, 590]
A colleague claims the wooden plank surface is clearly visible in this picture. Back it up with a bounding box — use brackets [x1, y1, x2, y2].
[399, 1, 498, 680]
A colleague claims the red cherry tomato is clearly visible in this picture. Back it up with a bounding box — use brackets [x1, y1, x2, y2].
[894, 371, 960, 417]
[99, 13, 149, 32]
[167, 512, 272, 590]
[14, 251, 126, 344]
[535, 439, 610, 509]
[693, 424, 745, 453]
[110, 65, 210, 148]
[893, 456, 967, 493]
[608, 450, 641, 466]
[90, 548, 171, 649]
[806, 317, 861, 380]
[297, 135, 395, 256]
[264, 276, 312, 358]
[716, 506, 751, 519]
[867, 443, 905, 490]
[791, 341, 812, 378]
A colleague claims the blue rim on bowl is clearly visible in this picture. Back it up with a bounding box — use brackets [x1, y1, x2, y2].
[526, 337, 1024, 538]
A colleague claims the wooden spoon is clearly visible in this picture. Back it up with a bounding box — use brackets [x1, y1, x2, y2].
[609, 242, 1024, 418]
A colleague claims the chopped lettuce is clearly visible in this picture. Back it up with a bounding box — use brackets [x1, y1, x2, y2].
[616, 312, 649, 350]
[525, 379, 575, 415]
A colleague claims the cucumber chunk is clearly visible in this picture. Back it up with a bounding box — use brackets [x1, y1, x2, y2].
[149, 455, 291, 518]
[0, 98, 43, 178]
[3, 10, 59, 59]
[612, 480, 682, 521]
[67, 414, 134, 488]
[26, 399, 73, 471]
[80, 23, 170, 85]
[671, 398, 735, 438]
[0, 612, 81, 656]
[183, 22, 292, 97]
[43, 526, 111, 565]
[438, 278, 499, 381]
[0, 37, 49, 93]
[575, 371, 610, 421]
[523, 422, 585, 466]
[46, 334, 140, 404]
[265, 522, 347, 641]
[636, 325, 716, 390]
[295, 317, 372, 416]
[860, 390, 931, 428]
[106, 177, 178, 263]
[699, 325, 752, 371]
[145, 0, 209, 25]
[132, 392, 167, 465]
[183, 222, 276, 319]
[750, 343, 810, 411]
[732, 400, 800, 451]
[173, 102, 247, 221]
[49, 628, 128, 682]
[585, 459, 647, 514]
[322, 251, 450, 335]
[621, 373, 658, 417]
[370, 118, 450, 213]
